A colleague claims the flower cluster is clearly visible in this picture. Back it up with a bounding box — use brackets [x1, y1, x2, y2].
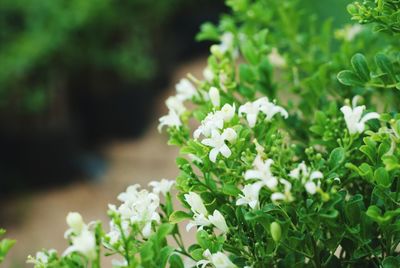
[25, 0, 400, 267]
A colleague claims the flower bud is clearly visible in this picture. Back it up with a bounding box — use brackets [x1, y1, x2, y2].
[270, 221, 281, 243]
[209, 87, 220, 107]
[66, 212, 84, 233]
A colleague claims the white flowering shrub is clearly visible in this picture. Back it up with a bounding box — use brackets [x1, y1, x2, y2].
[21, 0, 400, 267]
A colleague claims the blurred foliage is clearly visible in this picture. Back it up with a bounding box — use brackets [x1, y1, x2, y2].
[0, 0, 183, 112]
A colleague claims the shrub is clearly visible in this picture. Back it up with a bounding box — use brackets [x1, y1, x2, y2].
[21, 0, 400, 267]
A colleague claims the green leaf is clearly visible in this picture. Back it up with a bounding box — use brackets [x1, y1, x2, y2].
[240, 40, 259, 65]
[375, 53, 396, 82]
[383, 256, 400, 268]
[190, 248, 204, 261]
[159, 246, 174, 267]
[328, 147, 345, 168]
[196, 230, 211, 250]
[337, 70, 364, 86]
[374, 167, 392, 188]
[358, 163, 374, 182]
[196, 22, 220, 41]
[382, 155, 400, 171]
[157, 224, 174, 241]
[222, 184, 241, 196]
[0, 239, 15, 264]
[169, 254, 184, 268]
[345, 194, 364, 225]
[351, 53, 370, 82]
[140, 241, 155, 263]
[169, 211, 192, 224]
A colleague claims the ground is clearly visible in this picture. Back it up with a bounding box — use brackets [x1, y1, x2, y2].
[2, 57, 206, 268]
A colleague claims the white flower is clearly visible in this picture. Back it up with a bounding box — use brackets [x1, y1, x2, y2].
[304, 171, 324, 195]
[268, 48, 286, 67]
[239, 97, 287, 127]
[201, 128, 236, 162]
[166, 96, 186, 115]
[158, 110, 182, 132]
[106, 220, 129, 245]
[149, 179, 175, 197]
[209, 87, 220, 107]
[186, 213, 211, 232]
[203, 67, 214, 82]
[115, 185, 160, 238]
[66, 212, 84, 234]
[271, 179, 294, 202]
[259, 101, 288, 121]
[290, 163, 324, 195]
[244, 155, 278, 190]
[27, 250, 57, 266]
[340, 96, 379, 135]
[176, 78, 197, 101]
[63, 228, 97, 260]
[184, 192, 208, 215]
[194, 104, 236, 139]
[194, 111, 224, 139]
[197, 249, 237, 268]
[208, 210, 229, 233]
[238, 100, 262, 128]
[112, 258, 128, 267]
[289, 161, 308, 179]
[220, 103, 235, 122]
[236, 182, 263, 209]
[211, 32, 235, 56]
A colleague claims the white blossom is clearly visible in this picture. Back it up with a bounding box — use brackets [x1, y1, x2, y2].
[208, 210, 229, 233]
[184, 192, 208, 215]
[194, 111, 224, 139]
[211, 32, 235, 56]
[259, 101, 288, 121]
[290, 162, 324, 195]
[340, 96, 380, 135]
[236, 182, 263, 209]
[114, 185, 160, 238]
[194, 104, 235, 139]
[201, 128, 237, 163]
[186, 213, 211, 232]
[244, 155, 278, 190]
[149, 179, 175, 197]
[166, 96, 186, 115]
[197, 249, 237, 268]
[176, 78, 197, 101]
[271, 179, 294, 202]
[239, 97, 287, 127]
[27, 250, 57, 266]
[63, 228, 97, 260]
[209, 87, 220, 107]
[220, 103, 235, 122]
[112, 258, 128, 267]
[65, 212, 84, 237]
[158, 110, 182, 132]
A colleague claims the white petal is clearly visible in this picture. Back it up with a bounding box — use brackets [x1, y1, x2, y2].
[244, 170, 263, 180]
[209, 148, 219, 163]
[360, 112, 380, 124]
[247, 113, 258, 128]
[219, 144, 232, 158]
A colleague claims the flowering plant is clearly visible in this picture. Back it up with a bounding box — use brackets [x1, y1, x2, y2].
[23, 0, 400, 267]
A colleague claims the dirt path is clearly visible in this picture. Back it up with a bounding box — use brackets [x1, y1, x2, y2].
[2, 57, 206, 267]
